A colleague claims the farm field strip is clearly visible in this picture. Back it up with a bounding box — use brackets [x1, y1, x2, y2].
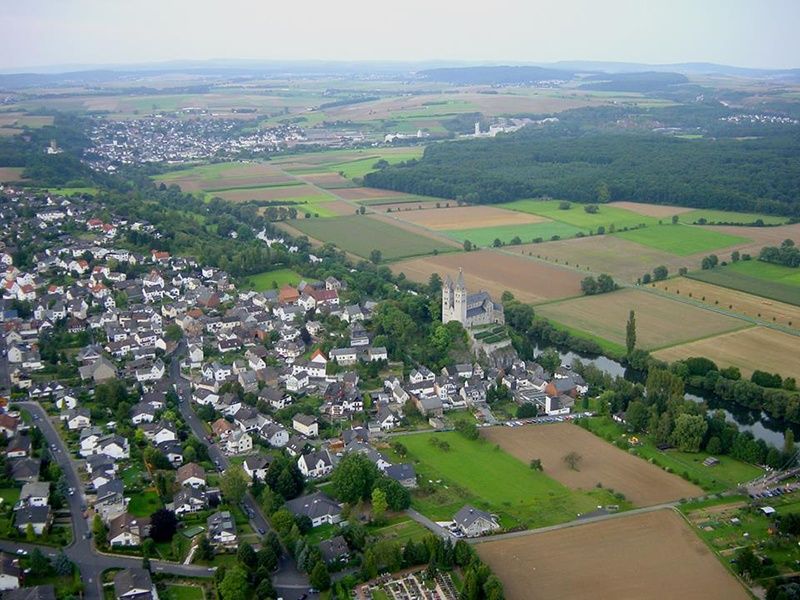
[499, 198, 659, 231]
[653, 326, 800, 380]
[614, 224, 751, 255]
[0, 167, 25, 181]
[481, 423, 702, 506]
[477, 509, 749, 600]
[536, 288, 746, 350]
[388, 205, 549, 230]
[688, 261, 800, 306]
[608, 201, 695, 218]
[446, 221, 584, 246]
[680, 209, 789, 225]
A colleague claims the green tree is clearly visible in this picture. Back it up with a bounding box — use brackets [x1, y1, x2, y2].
[361, 549, 378, 580]
[218, 565, 250, 600]
[785, 429, 796, 456]
[671, 215, 679, 224]
[93, 514, 107, 547]
[310, 561, 331, 591]
[625, 400, 649, 433]
[220, 465, 249, 504]
[29, 548, 50, 577]
[625, 310, 636, 356]
[148, 509, 178, 543]
[563, 451, 582, 471]
[370, 249, 382, 264]
[529, 458, 543, 471]
[332, 453, 380, 503]
[371, 487, 388, 524]
[463, 240, 473, 252]
[671, 414, 708, 452]
[537, 349, 560, 373]
[653, 265, 668, 281]
[53, 551, 73, 576]
[237, 542, 257, 570]
[165, 323, 183, 341]
[372, 477, 411, 511]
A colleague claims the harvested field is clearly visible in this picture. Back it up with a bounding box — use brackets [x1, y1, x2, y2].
[0, 114, 54, 128]
[609, 201, 694, 218]
[391, 206, 548, 230]
[300, 172, 355, 188]
[688, 261, 800, 306]
[477, 509, 748, 600]
[214, 184, 324, 202]
[393, 250, 584, 304]
[482, 423, 701, 506]
[368, 200, 443, 212]
[536, 288, 745, 350]
[154, 162, 294, 192]
[331, 186, 407, 200]
[0, 167, 25, 181]
[657, 277, 800, 330]
[653, 326, 800, 380]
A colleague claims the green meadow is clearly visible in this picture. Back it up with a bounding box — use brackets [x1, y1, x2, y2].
[613, 224, 749, 255]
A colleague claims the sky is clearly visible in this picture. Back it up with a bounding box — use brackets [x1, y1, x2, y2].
[2, 0, 798, 72]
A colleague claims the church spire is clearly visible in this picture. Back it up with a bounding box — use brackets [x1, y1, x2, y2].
[456, 267, 465, 289]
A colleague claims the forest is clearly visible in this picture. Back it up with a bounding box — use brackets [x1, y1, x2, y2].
[364, 126, 800, 216]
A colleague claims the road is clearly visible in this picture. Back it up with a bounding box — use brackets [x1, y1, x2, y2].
[405, 508, 456, 541]
[169, 341, 311, 598]
[17, 401, 216, 600]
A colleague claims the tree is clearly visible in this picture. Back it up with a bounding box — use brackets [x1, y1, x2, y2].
[369, 249, 382, 264]
[563, 451, 582, 471]
[310, 561, 331, 591]
[255, 578, 276, 600]
[671, 215, 679, 224]
[585, 203, 600, 214]
[529, 458, 543, 471]
[517, 403, 537, 418]
[641, 272, 652, 284]
[786, 429, 796, 456]
[625, 400, 649, 433]
[734, 547, 762, 579]
[580, 276, 598, 295]
[237, 542, 257, 570]
[218, 565, 250, 600]
[652, 265, 668, 281]
[373, 477, 411, 511]
[165, 323, 183, 341]
[332, 453, 380, 503]
[53, 551, 73, 576]
[361, 549, 378, 580]
[220, 465, 249, 504]
[29, 548, 50, 577]
[671, 414, 708, 452]
[197, 536, 215, 561]
[537, 349, 560, 374]
[558, 201, 571, 210]
[625, 310, 636, 356]
[93, 514, 107, 547]
[454, 420, 479, 440]
[484, 575, 505, 600]
[371, 487, 388, 524]
[463, 240, 473, 252]
[149, 509, 178, 543]
[596, 181, 610, 203]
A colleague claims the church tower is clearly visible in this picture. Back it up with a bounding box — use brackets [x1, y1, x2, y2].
[442, 274, 453, 322]
[453, 268, 467, 325]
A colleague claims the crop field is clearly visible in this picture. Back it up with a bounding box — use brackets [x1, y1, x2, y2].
[288, 215, 454, 261]
[153, 161, 294, 192]
[0, 167, 25, 181]
[300, 172, 355, 188]
[477, 509, 749, 600]
[0, 113, 54, 129]
[447, 221, 584, 246]
[393, 250, 585, 304]
[394, 431, 621, 529]
[515, 235, 690, 282]
[213, 185, 326, 202]
[688, 260, 800, 306]
[482, 423, 701, 506]
[363, 199, 444, 212]
[272, 147, 424, 177]
[390, 205, 547, 230]
[656, 277, 800, 329]
[245, 268, 303, 290]
[680, 209, 789, 226]
[536, 288, 745, 350]
[500, 199, 657, 231]
[613, 224, 750, 255]
[653, 326, 800, 380]
[608, 201, 694, 218]
[331, 186, 406, 200]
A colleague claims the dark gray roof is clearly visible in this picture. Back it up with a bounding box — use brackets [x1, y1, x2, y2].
[453, 505, 496, 529]
[285, 492, 340, 520]
[384, 463, 416, 483]
[113, 568, 153, 599]
[2, 585, 56, 600]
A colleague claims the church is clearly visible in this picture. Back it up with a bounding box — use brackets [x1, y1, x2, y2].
[441, 269, 504, 328]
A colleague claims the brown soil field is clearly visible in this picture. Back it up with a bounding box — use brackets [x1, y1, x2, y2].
[609, 201, 695, 217]
[477, 509, 748, 600]
[301, 173, 354, 188]
[391, 206, 549, 230]
[393, 250, 584, 304]
[536, 288, 745, 350]
[315, 200, 356, 216]
[369, 200, 443, 212]
[0, 167, 25, 181]
[332, 187, 408, 200]
[653, 326, 800, 380]
[0, 114, 54, 128]
[708, 223, 800, 257]
[482, 423, 701, 506]
[215, 184, 326, 202]
[657, 277, 800, 331]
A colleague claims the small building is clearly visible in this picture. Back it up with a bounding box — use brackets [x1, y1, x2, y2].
[453, 505, 500, 538]
[176, 463, 206, 488]
[113, 568, 157, 600]
[285, 492, 342, 528]
[207, 511, 237, 547]
[293, 414, 319, 437]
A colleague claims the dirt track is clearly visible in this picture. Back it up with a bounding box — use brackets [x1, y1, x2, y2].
[483, 423, 702, 506]
[477, 509, 748, 600]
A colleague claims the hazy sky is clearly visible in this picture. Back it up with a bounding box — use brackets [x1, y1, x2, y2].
[2, 0, 798, 71]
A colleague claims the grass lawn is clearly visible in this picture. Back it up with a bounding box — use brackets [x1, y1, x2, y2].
[120, 465, 145, 488]
[392, 431, 623, 529]
[0, 487, 21, 507]
[370, 518, 430, 545]
[128, 489, 162, 517]
[325, 149, 424, 179]
[613, 224, 749, 256]
[161, 584, 204, 600]
[680, 209, 788, 226]
[290, 215, 455, 261]
[579, 417, 763, 493]
[246, 268, 303, 290]
[499, 199, 657, 231]
[445, 221, 584, 247]
[304, 523, 339, 545]
[688, 260, 800, 306]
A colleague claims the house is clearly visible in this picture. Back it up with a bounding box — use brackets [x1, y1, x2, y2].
[414, 395, 443, 417]
[142, 421, 177, 445]
[108, 513, 150, 547]
[171, 488, 207, 516]
[0, 414, 19, 439]
[243, 455, 273, 482]
[3, 586, 57, 600]
[0, 552, 20, 590]
[207, 511, 237, 547]
[18, 482, 49, 507]
[225, 431, 253, 455]
[384, 463, 417, 489]
[78, 355, 117, 383]
[297, 449, 334, 479]
[6, 435, 31, 459]
[113, 568, 157, 600]
[212, 418, 235, 439]
[14, 505, 52, 535]
[319, 535, 349, 564]
[156, 440, 184, 466]
[94, 479, 128, 522]
[62, 408, 91, 431]
[95, 435, 131, 460]
[292, 414, 318, 437]
[131, 402, 157, 425]
[453, 505, 500, 537]
[261, 423, 289, 448]
[176, 463, 206, 488]
[285, 492, 342, 527]
[9, 458, 40, 483]
[330, 347, 357, 366]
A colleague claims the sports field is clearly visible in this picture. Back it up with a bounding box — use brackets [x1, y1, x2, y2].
[447, 221, 584, 246]
[477, 509, 749, 600]
[288, 215, 454, 261]
[245, 269, 303, 291]
[395, 431, 621, 529]
[482, 423, 701, 506]
[394, 250, 584, 304]
[688, 260, 800, 306]
[536, 288, 745, 350]
[613, 224, 750, 255]
[499, 199, 657, 230]
[653, 326, 800, 380]
[657, 277, 800, 328]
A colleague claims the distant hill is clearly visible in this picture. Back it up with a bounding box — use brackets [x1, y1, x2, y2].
[418, 65, 576, 85]
[579, 71, 689, 93]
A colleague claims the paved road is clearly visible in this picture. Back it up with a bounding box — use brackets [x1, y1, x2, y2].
[405, 508, 456, 541]
[17, 401, 216, 600]
[169, 342, 311, 598]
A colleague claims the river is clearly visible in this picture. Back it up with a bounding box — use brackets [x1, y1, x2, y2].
[536, 346, 795, 448]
